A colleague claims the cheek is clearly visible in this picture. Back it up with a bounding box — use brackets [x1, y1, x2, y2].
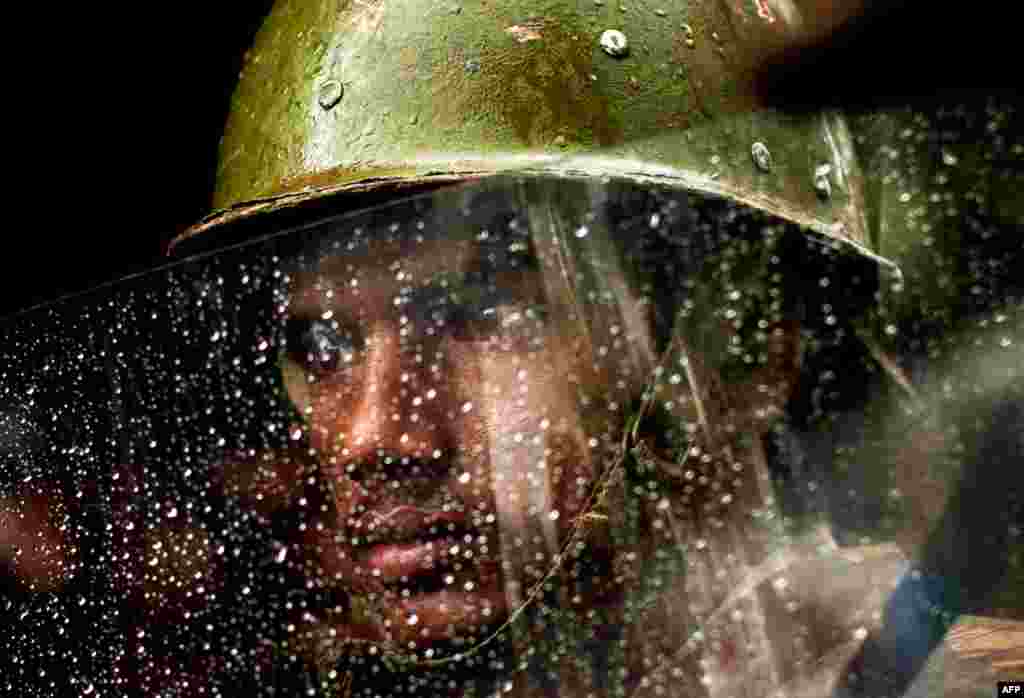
[306, 372, 367, 453]
[478, 343, 622, 525]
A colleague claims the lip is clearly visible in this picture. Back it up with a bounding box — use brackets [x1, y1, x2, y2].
[392, 588, 508, 642]
[362, 536, 462, 583]
[343, 587, 510, 648]
[338, 503, 508, 640]
[352, 505, 468, 545]
[351, 504, 488, 585]
[350, 532, 507, 646]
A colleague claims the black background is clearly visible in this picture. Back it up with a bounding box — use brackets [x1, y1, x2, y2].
[3, 0, 1020, 318]
[4, 1, 276, 318]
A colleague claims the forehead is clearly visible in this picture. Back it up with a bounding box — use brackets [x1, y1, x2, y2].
[287, 232, 537, 314]
[300, 237, 465, 279]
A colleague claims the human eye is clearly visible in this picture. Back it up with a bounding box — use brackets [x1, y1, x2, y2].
[416, 264, 550, 345]
[491, 303, 549, 332]
[456, 301, 549, 352]
[284, 316, 365, 377]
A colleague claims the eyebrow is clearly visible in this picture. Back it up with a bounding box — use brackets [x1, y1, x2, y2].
[288, 234, 542, 314]
[469, 234, 539, 274]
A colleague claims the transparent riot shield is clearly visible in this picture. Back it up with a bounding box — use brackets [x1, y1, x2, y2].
[1, 175, 1020, 698]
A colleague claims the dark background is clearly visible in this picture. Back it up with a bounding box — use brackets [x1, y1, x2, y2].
[3, 1, 276, 318]
[3, 0, 1020, 318]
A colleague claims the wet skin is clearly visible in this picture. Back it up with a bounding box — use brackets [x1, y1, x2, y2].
[278, 235, 630, 657]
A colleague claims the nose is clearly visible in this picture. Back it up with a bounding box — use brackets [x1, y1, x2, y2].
[316, 322, 459, 476]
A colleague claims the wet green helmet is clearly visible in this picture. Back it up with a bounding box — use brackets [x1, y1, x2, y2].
[172, 0, 891, 271]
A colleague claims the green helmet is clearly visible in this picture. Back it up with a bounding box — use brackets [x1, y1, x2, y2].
[172, 0, 893, 272]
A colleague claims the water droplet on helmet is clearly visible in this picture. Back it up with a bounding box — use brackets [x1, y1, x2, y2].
[814, 164, 833, 199]
[751, 142, 772, 172]
[600, 29, 629, 57]
[318, 79, 343, 111]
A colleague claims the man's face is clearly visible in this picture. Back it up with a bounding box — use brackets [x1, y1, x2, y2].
[220, 178, 823, 695]
[279, 228, 635, 655]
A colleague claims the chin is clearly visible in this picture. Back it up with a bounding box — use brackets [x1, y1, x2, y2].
[350, 586, 509, 651]
[300, 592, 519, 698]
